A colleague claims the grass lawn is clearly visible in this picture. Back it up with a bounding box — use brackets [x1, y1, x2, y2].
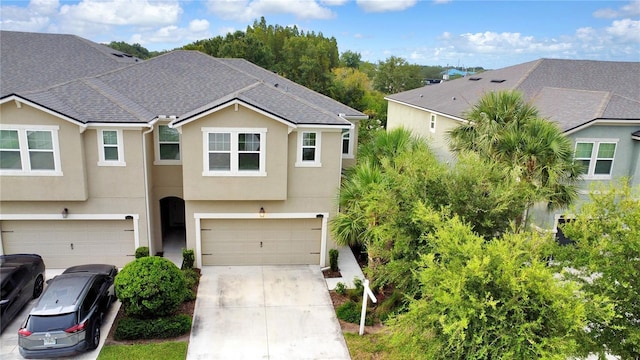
[344, 331, 403, 360]
[97, 341, 188, 360]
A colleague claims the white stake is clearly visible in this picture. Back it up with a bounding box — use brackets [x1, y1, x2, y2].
[359, 279, 377, 336]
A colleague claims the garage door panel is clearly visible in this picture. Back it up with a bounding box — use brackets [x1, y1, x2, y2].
[2, 220, 135, 268]
[201, 219, 321, 266]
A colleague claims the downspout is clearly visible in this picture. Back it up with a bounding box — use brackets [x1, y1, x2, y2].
[142, 123, 155, 255]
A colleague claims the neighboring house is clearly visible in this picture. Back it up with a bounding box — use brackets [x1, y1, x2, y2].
[386, 58, 640, 232]
[0, 30, 367, 268]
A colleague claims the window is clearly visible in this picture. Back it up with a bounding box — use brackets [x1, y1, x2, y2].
[98, 129, 125, 166]
[574, 140, 616, 178]
[342, 128, 354, 158]
[0, 125, 61, 175]
[156, 125, 181, 163]
[429, 114, 436, 133]
[202, 128, 266, 176]
[296, 131, 321, 167]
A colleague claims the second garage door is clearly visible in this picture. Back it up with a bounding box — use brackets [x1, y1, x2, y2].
[1, 220, 135, 268]
[201, 218, 322, 266]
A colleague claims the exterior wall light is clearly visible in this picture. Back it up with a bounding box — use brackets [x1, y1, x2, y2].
[259, 207, 265, 218]
[62, 208, 68, 218]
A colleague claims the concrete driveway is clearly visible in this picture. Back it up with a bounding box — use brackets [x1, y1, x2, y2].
[187, 265, 350, 360]
[0, 269, 118, 360]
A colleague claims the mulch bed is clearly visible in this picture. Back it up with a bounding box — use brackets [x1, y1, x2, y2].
[104, 269, 200, 346]
[322, 268, 342, 278]
[329, 290, 385, 335]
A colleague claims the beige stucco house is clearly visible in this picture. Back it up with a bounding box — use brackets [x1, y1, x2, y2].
[0, 31, 367, 268]
[385, 58, 640, 235]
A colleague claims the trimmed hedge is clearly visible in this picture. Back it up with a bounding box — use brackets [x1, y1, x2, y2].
[181, 249, 194, 270]
[115, 256, 186, 318]
[135, 246, 149, 259]
[114, 314, 192, 340]
[329, 248, 339, 272]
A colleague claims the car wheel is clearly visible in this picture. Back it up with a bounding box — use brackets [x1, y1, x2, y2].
[88, 321, 100, 350]
[32, 275, 44, 298]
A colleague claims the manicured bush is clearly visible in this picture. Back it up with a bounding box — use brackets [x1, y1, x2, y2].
[135, 246, 149, 259]
[336, 300, 373, 325]
[181, 249, 194, 270]
[114, 314, 192, 340]
[335, 282, 346, 296]
[115, 256, 186, 318]
[329, 248, 339, 272]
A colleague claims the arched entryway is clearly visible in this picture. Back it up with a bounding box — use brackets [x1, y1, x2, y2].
[160, 196, 186, 265]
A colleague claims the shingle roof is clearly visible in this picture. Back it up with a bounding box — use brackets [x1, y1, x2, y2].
[0, 30, 140, 97]
[1, 31, 365, 127]
[386, 58, 640, 132]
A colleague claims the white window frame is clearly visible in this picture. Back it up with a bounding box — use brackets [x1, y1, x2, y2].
[341, 128, 354, 159]
[0, 125, 62, 176]
[202, 127, 267, 176]
[97, 129, 125, 166]
[154, 124, 181, 165]
[296, 131, 322, 167]
[429, 114, 436, 133]
[574, 138, 617, 179]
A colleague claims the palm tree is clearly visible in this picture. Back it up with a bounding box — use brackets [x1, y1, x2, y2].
[448, 91, 581, 230]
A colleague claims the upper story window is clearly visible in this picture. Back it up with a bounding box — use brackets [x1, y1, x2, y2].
[155, 124, 181, 164]
[430, 114, 436, 133]
[342, 128, 354, 159]
[296, 131, 321, 167]
[202, 127, 266, 176]
[0, 125, 62, 176]
[98, 129, 125, 166]
[574, 140, 617, 179]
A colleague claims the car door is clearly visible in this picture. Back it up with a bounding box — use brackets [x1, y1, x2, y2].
[1, 268, 28, 325]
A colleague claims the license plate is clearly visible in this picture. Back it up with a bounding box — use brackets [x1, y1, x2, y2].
[43, 337, 56, 346]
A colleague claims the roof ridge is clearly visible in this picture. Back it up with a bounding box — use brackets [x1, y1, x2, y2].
[82, 78, 154, 122]
[513, 58, 543, 89]
[215, 58, 347, 123]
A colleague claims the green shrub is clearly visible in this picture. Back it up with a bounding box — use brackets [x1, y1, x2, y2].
[329, 248, 339, 272]
[374, 289, 403, 322]
[115, 256, 186, 318]
[181, 249, 194, 269]
[135, 246, 149, 259]
[182, 268, 200, 289]
[335, 282, 346, 295]
[114, 314, 192, 340]
[336, 300, 373, 325]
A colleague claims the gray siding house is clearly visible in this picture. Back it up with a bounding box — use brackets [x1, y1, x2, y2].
[386, 58, 640, 232]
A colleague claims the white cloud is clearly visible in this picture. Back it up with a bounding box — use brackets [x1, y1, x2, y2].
[321, 0, 349, 5]
[593, 0, 640, 18]
[356, 0, 417, 12]
[130, 20, 212, 49]
[59, 0, 182, 27]
[0, 0, 56, 32]
[206, 0, 335, 21]
[605, 18, 640, 42]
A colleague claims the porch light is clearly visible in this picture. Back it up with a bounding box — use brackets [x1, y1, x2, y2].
[259, 207, 265, 218]
[62, 208, 68, 218]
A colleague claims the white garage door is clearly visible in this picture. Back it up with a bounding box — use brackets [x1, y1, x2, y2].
[201, 219, 322, 266]
[1, 220, 135, 268]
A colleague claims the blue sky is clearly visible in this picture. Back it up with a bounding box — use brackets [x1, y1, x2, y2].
[1, 0, 638, 68]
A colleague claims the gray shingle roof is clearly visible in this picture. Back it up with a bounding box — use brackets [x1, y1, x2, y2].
[1, 30, 140, 97]
[1, 31, 365, 127]
[386, 58, 640, 132]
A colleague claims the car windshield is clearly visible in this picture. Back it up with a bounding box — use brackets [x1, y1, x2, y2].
[27, 313, 76, 332]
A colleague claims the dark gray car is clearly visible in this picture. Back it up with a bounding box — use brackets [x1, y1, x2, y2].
[0, 254, 45, 333]
[18, 264, 117, 359]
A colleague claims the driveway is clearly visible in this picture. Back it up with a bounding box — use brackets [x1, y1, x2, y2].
[187, 265, 350, 360]
[0, 269, 119, 360]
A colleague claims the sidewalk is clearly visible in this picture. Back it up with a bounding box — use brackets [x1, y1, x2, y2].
[325, 246, 365, 290]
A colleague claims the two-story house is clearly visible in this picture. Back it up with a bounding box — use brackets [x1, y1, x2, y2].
[0, 30, 367, 268]
[385, 58, 640, 233]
